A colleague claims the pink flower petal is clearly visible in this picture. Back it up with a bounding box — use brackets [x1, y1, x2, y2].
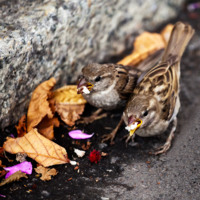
[0, 194, 6, 198]
[68, 130, 94, 139]
[4, 161, 32, 179]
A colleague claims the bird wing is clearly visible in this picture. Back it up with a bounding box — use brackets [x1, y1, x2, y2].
[133, 56, 179, 121]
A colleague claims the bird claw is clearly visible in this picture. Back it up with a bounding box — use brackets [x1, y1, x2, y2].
[154, 141, 171, 155]
[101, 132, 115, 145]
[77, 113, 107, 124]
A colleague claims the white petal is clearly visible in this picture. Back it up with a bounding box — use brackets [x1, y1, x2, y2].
[74, 148, 86, 157]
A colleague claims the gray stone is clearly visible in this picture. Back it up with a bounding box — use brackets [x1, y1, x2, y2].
[110, 156, 120, 164]
[0, 0, 184, 128]
[41, 190, 50, 197]
[98, 142, 108, 149]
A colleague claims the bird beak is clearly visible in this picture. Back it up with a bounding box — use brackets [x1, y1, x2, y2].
[77, 77, 93, 94]
[125, 116, 142, 136]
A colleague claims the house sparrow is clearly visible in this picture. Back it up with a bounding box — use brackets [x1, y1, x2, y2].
[123, 22, 194, 154]
[77, 49, 164, 111]
[76, 49, 164, 142]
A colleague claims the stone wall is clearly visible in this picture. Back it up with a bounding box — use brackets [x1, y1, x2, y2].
[0, 0, 184, 128]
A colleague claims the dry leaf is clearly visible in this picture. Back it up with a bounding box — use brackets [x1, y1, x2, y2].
[118, 32, 165, 66]
[0, 160, 6, 168]
[101, 152, 108, 157]
[52, 85, 87, 126]
[0, 170, 7, 179]
[74, 166, 79, 170]
[36, 117, 60, 140]
[56, 104, 85, 126]
[35, 166, 57, 181]
[15, 115, 27, 137]
[27, 77, 56, 132]
[81, 141, 91, 150]
[0, 171, 27, 187]
[16, 153, 27, 163]
[48, 98, 56, 115]
[160, 24, 174, 44]
[0, 148, 4, 159]
[3, 129, 70, 167]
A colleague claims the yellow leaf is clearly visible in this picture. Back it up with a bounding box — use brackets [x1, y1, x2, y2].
[3, 129, 69, 167]
[52, 85, 87, 104]
[52, 85, 87, 126]
[118, 32, 165, 66]
[160, 24, 174, 44]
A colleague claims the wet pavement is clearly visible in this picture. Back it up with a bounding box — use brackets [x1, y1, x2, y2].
[1, 9, 200, 200]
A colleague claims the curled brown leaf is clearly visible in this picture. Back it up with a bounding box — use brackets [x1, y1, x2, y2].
[0, 170, 7, 179]
[37, 117, 60, 140]
[27, 77, 56, 132]
[15, 115, 27, 137]
[0, 160, 6, 168]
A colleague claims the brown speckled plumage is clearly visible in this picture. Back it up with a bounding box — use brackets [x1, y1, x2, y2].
[78, 49, 164, 111]
[123, 22, 194, 154]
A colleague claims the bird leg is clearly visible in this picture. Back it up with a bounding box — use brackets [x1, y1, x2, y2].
[121, 134, 136, 147]
[101, 117, 123, 145]
[77, 108, 107, 124]
[155, 117, 177, 155]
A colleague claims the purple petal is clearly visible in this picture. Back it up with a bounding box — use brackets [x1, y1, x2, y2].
[4, 161, 32, 179]
[0, 194, 6, 198]
[68, 130, 94, 139]
[10, 134, 15, 138]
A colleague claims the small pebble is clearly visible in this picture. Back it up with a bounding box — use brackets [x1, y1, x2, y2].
[101, 197, 109, 200]
[110, 157, 119, 164]
[41, 190, 50, 197]
[98, 143, 108, 149]
[128, 142, 138, 147]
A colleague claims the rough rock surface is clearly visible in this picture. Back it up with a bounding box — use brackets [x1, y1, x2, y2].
[0, 0, 184, 128]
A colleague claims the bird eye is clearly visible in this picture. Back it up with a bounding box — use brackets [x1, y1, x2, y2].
[143, 110, 148, 117]
[95, 76, 101, 82]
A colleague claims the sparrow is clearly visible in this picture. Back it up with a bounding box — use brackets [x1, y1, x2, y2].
[123, 22, 194, 154]
[77, 49, 164, 110]
[76, 49, 164, 142]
